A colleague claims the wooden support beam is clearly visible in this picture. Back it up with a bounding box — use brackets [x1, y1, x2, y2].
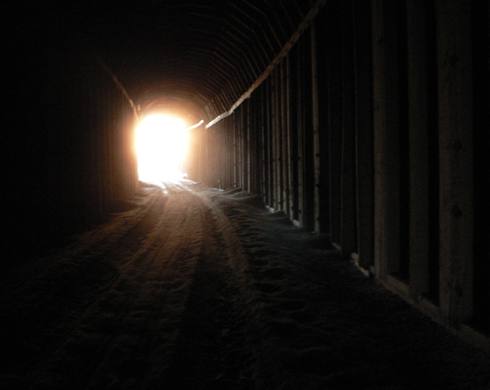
[406, 0, 431, 298]
[281, 61, 290, 215]
[372, 0, 402, 278]
[296, 42, 305, 223]
[436, 0, 474, 324]
[353, 0, 374, 270]
[340, 0, 357, 255]
[286, 57, 295, 219]
[310, 21, 321, 233]
[206, 0, 327, 129]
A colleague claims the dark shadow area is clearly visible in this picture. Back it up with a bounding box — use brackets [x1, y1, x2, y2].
[2, 187, 488, 389]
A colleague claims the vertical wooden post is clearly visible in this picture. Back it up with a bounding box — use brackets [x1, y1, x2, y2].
[325, 3, 343, 245]
[276, 69, 284, 210]
[260, 87, 267, 200]
[406, 0, 430, 297]
[436, 0, 474, 324]
[314, 8, 331, 236]
[286, 56, 295, 219]
[302, 34, 314, 231]
[245, 101, 251, 192]
[266, 80, 274, 206]
[372, 0, 402, 278]
[296, 42, 305, 223]
[290, 48, 300, 222]
[271, 72, 279, 209]
[353, 0, 374, 270]
[311, 22, 322, 233]
[233, 115, 239, 187]
[340, 0, 357, 255]
[281, 61, 290, 215]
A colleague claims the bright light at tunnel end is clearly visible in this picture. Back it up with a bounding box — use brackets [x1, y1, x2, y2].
[135, 113, 190, 186]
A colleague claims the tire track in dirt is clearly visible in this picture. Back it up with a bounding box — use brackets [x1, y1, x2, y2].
[0, 187, 166, 387]
[159, 191, 265, 390]
[27, 190, 209, 389]
[85, 191, 206, 390]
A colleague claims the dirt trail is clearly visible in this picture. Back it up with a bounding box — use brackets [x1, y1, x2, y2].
[1, 184, 489, 389]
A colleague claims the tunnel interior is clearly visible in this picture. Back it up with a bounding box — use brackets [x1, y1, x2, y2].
[7, 1, 322, 257]
[4, 0, 489, 384]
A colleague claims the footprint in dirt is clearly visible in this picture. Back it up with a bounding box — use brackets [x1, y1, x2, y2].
[254, 281, 283, 295]
[248, 257, 268, 268]
[281, 347, 331, 376]
[260, 267, 286, 280]
[249, 248, 274, 257]
[165, 280, 186, 293]
[275, 299, 306, 312]
[241, 234, 264, 243]
[242, 240, 266, 250]
[290, 308, 318, 324]
[266, 319, 301, 339]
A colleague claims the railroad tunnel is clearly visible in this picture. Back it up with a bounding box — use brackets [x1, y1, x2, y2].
[3, 1, 489, 388]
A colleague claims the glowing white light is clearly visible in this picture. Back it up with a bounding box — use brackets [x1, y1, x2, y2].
[135, 114, 189, 185]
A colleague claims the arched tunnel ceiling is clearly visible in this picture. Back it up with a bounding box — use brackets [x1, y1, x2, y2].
[14, 1, 314, 121]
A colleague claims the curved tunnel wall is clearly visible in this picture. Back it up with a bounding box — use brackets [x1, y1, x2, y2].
[196, 0, 489, 338]
[6, 46, 138, 265]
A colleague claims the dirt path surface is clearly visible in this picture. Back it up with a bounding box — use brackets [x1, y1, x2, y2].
[1, 184, 489, 389]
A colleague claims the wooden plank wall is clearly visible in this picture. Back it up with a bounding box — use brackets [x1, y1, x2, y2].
[196, 0, 488, 340]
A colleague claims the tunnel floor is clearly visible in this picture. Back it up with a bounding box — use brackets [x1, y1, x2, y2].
[1, 184, 489, 390]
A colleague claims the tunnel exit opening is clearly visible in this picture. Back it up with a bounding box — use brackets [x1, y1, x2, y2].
[134, 113, 190, 185]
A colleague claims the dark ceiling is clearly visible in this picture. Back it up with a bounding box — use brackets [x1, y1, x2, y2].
[13, 1, 312, 121]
